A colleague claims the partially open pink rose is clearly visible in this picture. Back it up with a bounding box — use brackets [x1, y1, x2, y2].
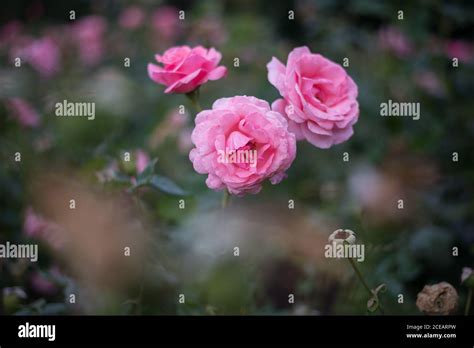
[148, 45, 227, 94]
[189, 96, 296, 195]
[267, 46, 359, 149]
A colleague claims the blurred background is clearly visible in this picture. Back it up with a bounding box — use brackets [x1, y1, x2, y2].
[0, 0, 473, 315]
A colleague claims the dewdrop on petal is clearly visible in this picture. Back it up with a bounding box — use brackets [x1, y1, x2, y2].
[328, 229, 356, 245]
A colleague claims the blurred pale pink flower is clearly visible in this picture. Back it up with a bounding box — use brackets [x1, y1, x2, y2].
[148, 45, 227, 93]
[72, 15, 107, 66]
[149, 108, 188, 148]
[119, 5, 145, 30]
[414, 70, 445, 97]
[24, 207, 45, 238]
[151, 6, 180, 41]
[5, 98, 40, 128]
[169, 109, 187, 128]
[178, 128, 193, 153]
[135, 149, 150, 174]
[268, 46, 359, 148]
[378, 26, 413, 58]
[23, 207, 64, 250]
[19, 36, 61, 77]
[189, 96, 296, 195]
[445, 40, 473, 63]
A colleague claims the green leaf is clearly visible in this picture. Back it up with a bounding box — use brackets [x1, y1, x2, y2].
[149, 175, 186, 196]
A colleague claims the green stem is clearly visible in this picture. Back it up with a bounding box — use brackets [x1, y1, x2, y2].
[347, 257, 372, 296]
[186, 88, 202, 112]
[465, 288, 472, 316]
[221, 190, 230, 208]
[347, 257, 384, 314]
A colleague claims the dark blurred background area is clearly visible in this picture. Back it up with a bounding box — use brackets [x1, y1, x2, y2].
[0, 0, 473, 315]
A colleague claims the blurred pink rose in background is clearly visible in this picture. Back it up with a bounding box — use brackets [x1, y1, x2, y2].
[148, 45, 227, 93]
[445, 40, 473, 63]
[148, 107, 189, 149]
[151, 6, 180, 42]
[17, 36, 61, 77]
[268, 46, 359, 149]
[72, 15, 107, 66]
[378, 26, 413, 58]
[5, 98, 40, 128]
[23, 207, 64, 250]
[119, 5, 145, 30]
[189, 96, 296, 195]
[135, 149, 150, 174]
[414, 70, 445, 97]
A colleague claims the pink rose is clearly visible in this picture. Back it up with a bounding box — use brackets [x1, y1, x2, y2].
[267, 46, 359, 149]
[189, 96, 296, 195]
[148, 45, 227, 94]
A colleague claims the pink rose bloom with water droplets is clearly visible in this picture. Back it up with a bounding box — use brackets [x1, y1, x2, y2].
[148, 45, 227, 94]
[189, 96, 296, 196]
[267, 46, 359, 149]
